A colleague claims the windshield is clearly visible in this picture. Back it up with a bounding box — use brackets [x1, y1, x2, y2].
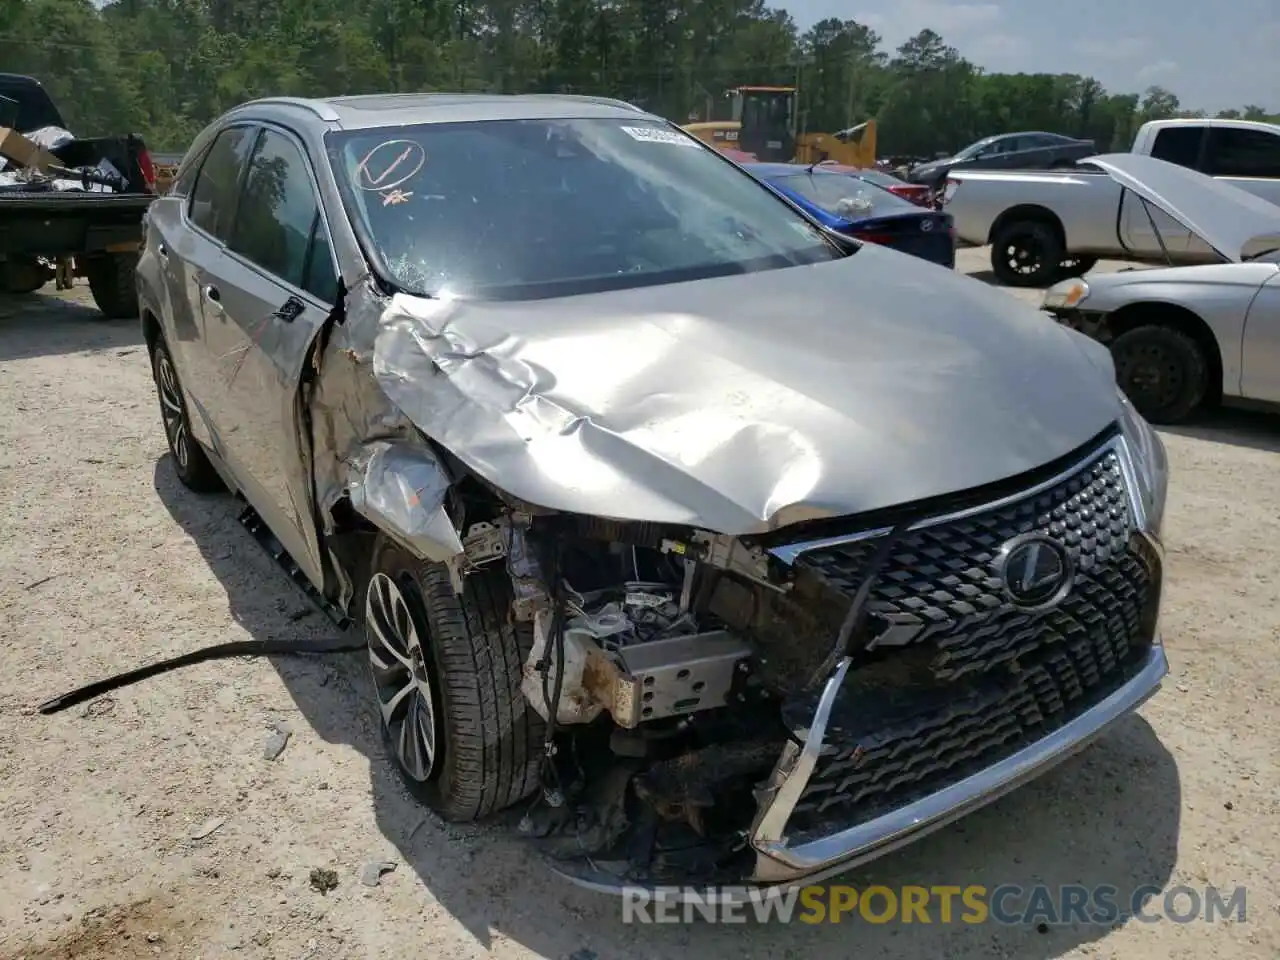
[771, 172, 918, 220]
[328, 118, 839, 300]
[952, 137, 998, 162]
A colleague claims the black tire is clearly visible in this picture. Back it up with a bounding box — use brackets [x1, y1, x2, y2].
[2, 257, 49, 294]
[990, 220, 1065, 287]
[1111, 324, 1208, 424]
[364, 536, 543, 822]
[1058, 255, 1098, 277]
[151, 339, 223, 492]
[85, 252, 140, 320]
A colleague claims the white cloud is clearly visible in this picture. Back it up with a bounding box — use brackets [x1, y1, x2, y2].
[1136, 60, 1179, 83]
[964, 32, 1025, 68]
[855, 0, 1001, 43]
[1072, 37, 1151, 61]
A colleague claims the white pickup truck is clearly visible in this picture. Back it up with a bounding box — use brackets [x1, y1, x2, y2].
[944, 118, 1280, 286]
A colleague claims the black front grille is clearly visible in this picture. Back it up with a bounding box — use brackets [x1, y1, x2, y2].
[783, 444, 1160, 836]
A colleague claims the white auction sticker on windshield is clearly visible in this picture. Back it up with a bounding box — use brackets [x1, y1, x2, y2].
[620, 126, 700, 147]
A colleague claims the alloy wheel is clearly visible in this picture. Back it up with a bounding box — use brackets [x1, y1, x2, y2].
[365, 572, 439, 781]
[156, 351, 189, 470]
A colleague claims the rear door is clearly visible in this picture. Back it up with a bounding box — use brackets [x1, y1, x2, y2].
[196, 124, 340, 588]
[981, 136, 1028, 170]
[1241, 268, 1280, 402]
[167, 125, 258, 449]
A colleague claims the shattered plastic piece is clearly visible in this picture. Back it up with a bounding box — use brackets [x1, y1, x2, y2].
[359, 860, 397, 887]
[189, 817, 226, 840]
[263, 721, 292, 760]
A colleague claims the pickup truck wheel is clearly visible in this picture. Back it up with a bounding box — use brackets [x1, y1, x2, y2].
[991, 221, 1064, 287]
[1059, 255, 1098, 277]
[2, 257, 49, 294]
[85, 252, 140, 320]
[364, 536, 543, 822]
[1111, 325, 1207, 424]
[151, 340, 222, 492]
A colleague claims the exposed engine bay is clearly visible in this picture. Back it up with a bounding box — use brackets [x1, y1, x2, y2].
[442, 494, 925, 886]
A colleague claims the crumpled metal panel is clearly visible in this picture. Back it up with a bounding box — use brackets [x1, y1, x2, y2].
[361, 244, 1121, 536]
[307, 276, 464, 564]
[347, 440, 462, 562]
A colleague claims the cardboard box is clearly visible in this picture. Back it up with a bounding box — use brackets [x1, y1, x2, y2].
[0, 126, 60, 172]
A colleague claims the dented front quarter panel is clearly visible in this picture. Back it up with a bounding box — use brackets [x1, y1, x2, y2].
[307, 278, 467, 572]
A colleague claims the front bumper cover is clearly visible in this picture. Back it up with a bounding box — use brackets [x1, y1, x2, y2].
[553, 641, 1167, 901]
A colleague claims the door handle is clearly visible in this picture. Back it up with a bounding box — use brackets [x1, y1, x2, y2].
[157, 242, 169, 262]
[203, 284, 222, 310]
[273, 296, 305, 323]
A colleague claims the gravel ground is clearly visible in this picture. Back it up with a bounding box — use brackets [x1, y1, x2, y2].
[0, 248, 1277, 960]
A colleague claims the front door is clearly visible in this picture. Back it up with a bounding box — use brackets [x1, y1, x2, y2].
[195, 125, 341, 589]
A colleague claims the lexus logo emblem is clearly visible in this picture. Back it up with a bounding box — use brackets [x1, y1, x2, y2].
[921, 220, 934, 231]
[995, 533, 1073, 610]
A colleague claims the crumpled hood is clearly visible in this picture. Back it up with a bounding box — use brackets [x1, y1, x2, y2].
[372, 244, 1121, 536]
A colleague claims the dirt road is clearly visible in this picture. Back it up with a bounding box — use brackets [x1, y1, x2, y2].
[1, 250, 1277, 959]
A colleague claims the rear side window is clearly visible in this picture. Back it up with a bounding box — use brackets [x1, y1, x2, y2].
[1149, 127, 1203, 169]
[189, 127, 256, 241]
[228, 129, 319, 290]
[1203, 128, 1280, 179]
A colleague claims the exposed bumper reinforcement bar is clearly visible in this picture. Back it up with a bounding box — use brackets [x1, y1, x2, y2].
[550, 642, 1167, 901]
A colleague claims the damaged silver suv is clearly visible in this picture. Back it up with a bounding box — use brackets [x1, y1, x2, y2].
[136, 93, 1170, 893]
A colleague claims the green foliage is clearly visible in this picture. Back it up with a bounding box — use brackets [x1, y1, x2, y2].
[0, 0, 1272, 153]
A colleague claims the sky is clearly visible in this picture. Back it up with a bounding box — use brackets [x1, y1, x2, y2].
[787, 0, 1279, 112]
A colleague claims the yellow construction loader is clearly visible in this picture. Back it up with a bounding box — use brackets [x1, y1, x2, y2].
[682, 85, 877, 167]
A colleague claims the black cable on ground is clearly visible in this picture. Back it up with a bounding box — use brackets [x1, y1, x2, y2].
[36, 636, 365, 715]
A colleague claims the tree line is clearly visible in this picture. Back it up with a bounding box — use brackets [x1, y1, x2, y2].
[1, 0, 1276, 155]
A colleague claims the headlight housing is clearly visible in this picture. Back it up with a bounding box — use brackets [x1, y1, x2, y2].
[1042, 278, 1090, 310]
[1117, 389, 1168, 537]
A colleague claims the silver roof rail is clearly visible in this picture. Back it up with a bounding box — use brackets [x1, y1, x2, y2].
[241, 97, 341, 122]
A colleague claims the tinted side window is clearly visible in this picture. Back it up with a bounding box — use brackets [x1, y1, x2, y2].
[1149, 127, 1203, 169]
[170, 144, 209, 198]
[188, 127, 255, 240]
[302, 216, 339, 303]
[1203, 128, 1280, 179]
[228, 130, 317, 288]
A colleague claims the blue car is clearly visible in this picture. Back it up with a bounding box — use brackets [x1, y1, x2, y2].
[745, 162, 956, 269]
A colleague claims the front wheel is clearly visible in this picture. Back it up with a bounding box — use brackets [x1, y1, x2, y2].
[1111, 324, 1208, 424]
[364, 536, 543, 822]
[990, 221, 1065, 287]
